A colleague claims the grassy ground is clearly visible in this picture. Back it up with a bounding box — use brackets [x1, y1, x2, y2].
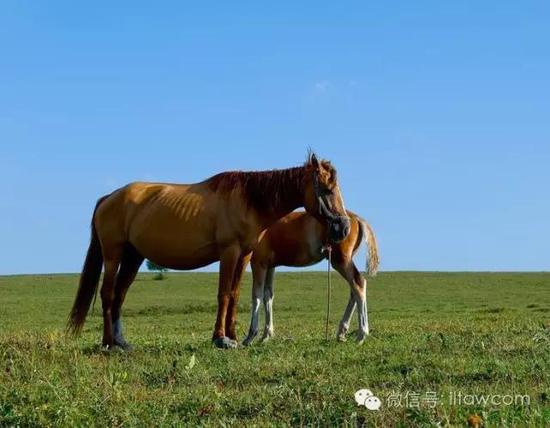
[0, 271, 549, 427]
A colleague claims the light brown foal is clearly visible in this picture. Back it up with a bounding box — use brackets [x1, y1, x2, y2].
[68, 153, 351, 349]
[243, 210, 379, 346]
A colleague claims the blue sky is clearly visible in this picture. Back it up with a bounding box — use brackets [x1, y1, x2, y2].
[1, 1, 549, 274]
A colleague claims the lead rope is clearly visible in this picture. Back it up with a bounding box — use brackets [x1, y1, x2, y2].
[325, 245, 332, 341]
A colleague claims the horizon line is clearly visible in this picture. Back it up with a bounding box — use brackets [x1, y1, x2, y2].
[1, 270, 548, 278]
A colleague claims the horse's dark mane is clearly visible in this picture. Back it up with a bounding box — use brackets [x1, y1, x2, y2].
[207, 166, 306, 213]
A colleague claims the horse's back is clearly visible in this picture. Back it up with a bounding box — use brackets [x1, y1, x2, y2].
[93, 181, 222, 268]
[95, 182, 194, 229]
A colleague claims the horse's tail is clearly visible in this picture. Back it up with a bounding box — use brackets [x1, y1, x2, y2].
[356, 216, 379, 277]
[67, 195, 108, 336]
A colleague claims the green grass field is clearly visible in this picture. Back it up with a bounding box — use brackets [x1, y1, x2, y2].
[0, 272, 549, 427]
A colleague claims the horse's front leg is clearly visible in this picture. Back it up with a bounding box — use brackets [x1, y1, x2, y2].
[212, 245, 241, 349]
[225, 252, 251, 341]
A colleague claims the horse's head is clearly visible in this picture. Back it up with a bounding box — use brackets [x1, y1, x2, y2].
[303, 152, 350, 243]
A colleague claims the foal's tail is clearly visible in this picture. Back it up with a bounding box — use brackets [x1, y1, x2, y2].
[67, 195, 108, 336]
[356, 216, 379, 277]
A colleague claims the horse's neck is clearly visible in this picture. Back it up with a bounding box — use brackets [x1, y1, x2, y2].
[264, 201, 302, 227]
[207, 166, 306, 227]
[257, 167, 305, 226]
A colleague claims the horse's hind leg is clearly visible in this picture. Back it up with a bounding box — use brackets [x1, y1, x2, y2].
[261, 267, 275, 342]
[111, 244, 144, 351]
[100, 246, 123, 349]
[243, 262, 267, 346]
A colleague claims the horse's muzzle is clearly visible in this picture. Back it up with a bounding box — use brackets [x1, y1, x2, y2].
[328, 215, 351, 243]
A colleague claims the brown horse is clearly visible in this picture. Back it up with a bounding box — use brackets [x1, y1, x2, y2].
[67, 153, 350, 349]
[243, 210, 379, 346]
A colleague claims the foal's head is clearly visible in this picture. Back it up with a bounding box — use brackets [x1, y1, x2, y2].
[303, 152, 350, 243]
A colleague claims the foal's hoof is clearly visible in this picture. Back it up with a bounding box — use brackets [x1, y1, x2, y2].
[213, 336, 238, 349]
[356, 333, 368, 345]
[242, 336, 254, 346]
[337, 334, 347, 342]
[260, 330, 273, 343]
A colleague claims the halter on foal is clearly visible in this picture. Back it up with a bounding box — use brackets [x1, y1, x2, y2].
[67, 153, 350, 349]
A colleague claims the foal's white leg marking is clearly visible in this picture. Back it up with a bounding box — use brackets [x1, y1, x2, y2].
[243, 291, 262, 346]
[243, 274, 265, 346]
[337, 294, 357, 341]
[356, 278, 369, 343]
[261, 268, 275, 341]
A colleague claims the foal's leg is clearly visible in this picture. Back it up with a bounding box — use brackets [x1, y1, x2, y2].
[261, 267, 275, 341]
[333, 261, 369, 344]
[356, 277, 369, 341]
[111, 245, 143, 351]
[100, 246, 123, 349]
[243, 263, 267, 346]
[225, 252, 251, 340]
[337, 291, 356, 342]
[213, 245, 241, 349]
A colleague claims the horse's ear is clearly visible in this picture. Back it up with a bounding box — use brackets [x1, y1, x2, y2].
[308, 151, 320, 169]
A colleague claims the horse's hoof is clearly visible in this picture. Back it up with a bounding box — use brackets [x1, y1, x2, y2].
[114, 341, 134, 352]
[260, 333, 273, 343]
[356, 334, 367, 345]
[102, 344, 124, 354]
[242, 336, 254, 346]
[213, 336, 238, 349]
[337, 334, 347, 342]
